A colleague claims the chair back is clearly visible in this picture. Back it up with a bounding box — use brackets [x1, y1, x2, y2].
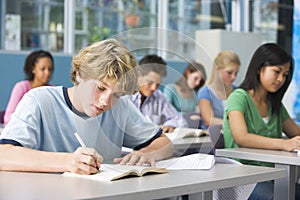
[208, 124, 224, 155]
[0, 110, 5, 124]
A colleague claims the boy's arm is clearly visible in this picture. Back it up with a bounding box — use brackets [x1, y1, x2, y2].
[0, 144, 102, 174]
[138, 134, 174, 160]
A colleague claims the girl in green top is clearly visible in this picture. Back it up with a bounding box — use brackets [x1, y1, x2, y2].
[223, 43, 300, 200]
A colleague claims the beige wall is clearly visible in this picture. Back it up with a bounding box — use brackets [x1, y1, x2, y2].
[195, 29, 263, 86]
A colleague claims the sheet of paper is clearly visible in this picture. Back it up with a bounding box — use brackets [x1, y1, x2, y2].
[156, 153, 215, 170]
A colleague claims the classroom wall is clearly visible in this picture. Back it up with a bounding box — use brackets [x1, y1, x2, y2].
[195, 29, 299, 119]
[0, 52, 187, 111]
[0, 52, 73, 110]
[195, 29, 263, 86]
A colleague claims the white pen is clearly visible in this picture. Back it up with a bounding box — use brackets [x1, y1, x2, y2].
[74, 132, 100, 170]
[74, 132, 87, 148]
[145, 115, 152, 122]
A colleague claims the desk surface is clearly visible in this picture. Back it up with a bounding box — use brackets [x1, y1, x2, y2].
[0, 163, 285, 200]
[172, 135, 211, 150]
[123, 136, 211, 153]
[166, 128, 211, 151]
[216, 148, 300, 166]
[121, 136, 212, 157]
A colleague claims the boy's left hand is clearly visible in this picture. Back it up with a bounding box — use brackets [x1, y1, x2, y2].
[114, 151, 156, 167]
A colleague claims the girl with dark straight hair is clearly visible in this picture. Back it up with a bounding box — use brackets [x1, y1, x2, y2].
[240, 43, 294, 114]
[223, 43, 300, 200]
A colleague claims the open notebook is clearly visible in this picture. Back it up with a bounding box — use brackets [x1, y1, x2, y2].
[63, 153, 215, 181]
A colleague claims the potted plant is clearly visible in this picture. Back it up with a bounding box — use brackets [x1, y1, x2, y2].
[89, 26, 111, 43]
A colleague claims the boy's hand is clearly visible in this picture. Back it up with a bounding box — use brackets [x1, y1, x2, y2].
[114, 151, 156, 167]
[69, 147, 103, 174]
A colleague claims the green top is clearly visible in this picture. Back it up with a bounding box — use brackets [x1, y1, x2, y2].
[223, 88, 290, 167]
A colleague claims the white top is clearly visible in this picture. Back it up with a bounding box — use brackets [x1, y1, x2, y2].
[129, 90, 187, 127]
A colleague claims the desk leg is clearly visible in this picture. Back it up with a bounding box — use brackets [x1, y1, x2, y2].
[274, 164, 296, 200]
[189, 191, 212, 200]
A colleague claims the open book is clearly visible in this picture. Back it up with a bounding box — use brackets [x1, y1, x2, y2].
[64, 164, 168, 181]
[166, 127, 208, 140]
[182, 129, 208, 138]
[63, 153, 215, 181]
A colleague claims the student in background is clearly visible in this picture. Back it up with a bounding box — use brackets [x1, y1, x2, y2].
[4, 50, 54, 125]
[0, 39, 173, 174]
[197, 50, 240, 128]
[129, 54, 187, 134]
[163, 61, 206, 113]
[223, 43, 300, 199]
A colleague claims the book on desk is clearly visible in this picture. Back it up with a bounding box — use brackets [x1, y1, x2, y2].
[63, 153, 215, 181]
[99, 164, 168, 181]
[64, 164, 167, 181]
[165, 127, 208, 141]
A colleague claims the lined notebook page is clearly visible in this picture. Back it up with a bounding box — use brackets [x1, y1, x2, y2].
[156, 153, 215, 170]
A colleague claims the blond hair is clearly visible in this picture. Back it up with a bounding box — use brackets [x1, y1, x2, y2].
[208, 50, 241, 84]
[71, 38, 138, 94]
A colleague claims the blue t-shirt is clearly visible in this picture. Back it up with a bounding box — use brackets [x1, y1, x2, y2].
[197, 85, 226, 119]
[0, 86, 161, 162]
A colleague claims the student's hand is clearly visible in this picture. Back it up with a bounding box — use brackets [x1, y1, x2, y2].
[284, 136, 300, 151]
[114, 151, 156, 167]
[160, 125, 175, 134]
[69, 147, 103, 175]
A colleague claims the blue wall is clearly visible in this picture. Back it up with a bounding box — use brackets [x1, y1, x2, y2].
[0, 52, 73, 110]
[0, 52, 187, 110]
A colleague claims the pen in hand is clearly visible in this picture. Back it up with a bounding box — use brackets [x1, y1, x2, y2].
[74, 132, 100, 171]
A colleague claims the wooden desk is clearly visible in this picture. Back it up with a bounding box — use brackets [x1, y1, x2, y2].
[0, 163, 285, 200]
[216, 148, 300, 200]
